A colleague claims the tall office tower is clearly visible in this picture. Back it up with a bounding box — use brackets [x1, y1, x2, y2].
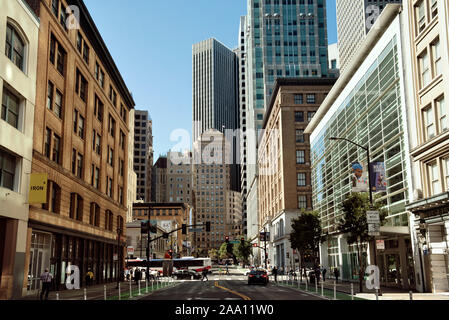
[336, 0, 402, 73]
[236, 16, 249, 237]
[192, 130, 231, 256]
[127, 109, 137, 222]
[192, 38, 240, 192]
[152, 156, 167, 203]
[166, 151, 193, 206]
[245, 0, 329, 243]
[134, 110, 153, 201]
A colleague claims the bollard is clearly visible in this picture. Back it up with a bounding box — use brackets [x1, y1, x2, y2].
[152, 280, 154, 291]
[315, 279, 318, 293]
[305, 279, 308, 291]
[409, 291, 413, 301]
[298, 278, 300, 289]
[333, 281, 336, 300]
[118, 282, 121, 301]
[321, 281, 324, 297]
[138, 280, 141, 295]
[129, 279, 132, 299]
[146, 279, 148, 293]
[351, 283, 354, 301]
[84, 288, 87, 300]
[56, 292, 59, 300]
[375, 289, 379, 301]
[104, 285, 107, 300]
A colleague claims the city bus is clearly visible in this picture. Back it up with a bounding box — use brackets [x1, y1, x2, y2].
[126, 257, 211, 274]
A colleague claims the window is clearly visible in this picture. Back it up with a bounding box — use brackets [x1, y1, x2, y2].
[429, 163, 441, 195]
[109, 86, 117, 107]
[94, 95, 103, 122]
[47, 82, 54, 111]
[54, 90, 63, 118]
[306, 94, 316, 104]
[119, 159, 124, 177]
[75, 69, 87, 102]
[105, 210, 114, 231]
[423, 106, 435, 140]
[69, 193, 83, 221]
[419, 51, 430, 88]
[82, 43, 89, 64]
[298, 195, 307, 209]
[107, 147, 114, 166]
[73, 109, 78, 134]
[107, 177, 113, 198]
[307, 111, 315, 122]
[297, 173, 306, 186]
[71, 149, 76, 174]
[119, 187, 124, 205]
[108, 115, 116, 137]
[432, 39, 441, 77]
[59, 3, 67, 30]
[78, 115, 85, 139]
[296, 129, 305, 143]
[294, 94, 303, 104]
[0, 149, 16, 191]
[51, 0, 59, 17]
[52, 134, 61, 164]
[50, 34, 66, 75]
[416, 1, 426, 34]
[90, 203, 100, 227]
[120, 104, 127, 122]
[119, 130, 125, 150]
[437, 97, 447, 133]
[444, 158, 449, 191]
[93, 131, 101, 155]
[431, 0, 438, 18]
[5, 24, 25, 71]
[296, 150, 305, 164]
[44, 181, 61, 214]
[2, 86, 20, 129]
[295, 111, 304, 122]
[45, 128, 51, 158]
[77, 153, 83, 179]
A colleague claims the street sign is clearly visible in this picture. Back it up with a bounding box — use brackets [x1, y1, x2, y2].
[113, 253, 118, 261]
[189, 228, 203, 233]
[368, 223, 380, 236]
[127, 246, 134, 256]
[376, 240, 385, 250]
[230, 240, 239, 244]
[366, 211, 380, 224]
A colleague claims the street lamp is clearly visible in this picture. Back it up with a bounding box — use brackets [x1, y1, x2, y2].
[116, 227, 122, 289]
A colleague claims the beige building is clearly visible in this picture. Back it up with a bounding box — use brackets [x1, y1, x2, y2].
[258, 78, 335, 270]
[152, 156, 167, 202]
[227, 191, 243, 239]
[26, 0, 134, 295]
[193, 130, 231, 256]
[0, 0, 39, 300]
[166, 151, 193, 205]
[125, 221, 170, 260]
[404, 0, 449, 293]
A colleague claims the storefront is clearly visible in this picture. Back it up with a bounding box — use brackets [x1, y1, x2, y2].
[26, 223, 124, 295]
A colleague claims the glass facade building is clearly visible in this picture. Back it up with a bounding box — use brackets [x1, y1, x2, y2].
[308, 8, 416, 288]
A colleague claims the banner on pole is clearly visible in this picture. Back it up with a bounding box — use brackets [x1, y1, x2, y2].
[351, 162, 369, 192]
[369, 162, 387, 192]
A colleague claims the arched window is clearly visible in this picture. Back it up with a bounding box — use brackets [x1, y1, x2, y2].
[90, 203, 100, 227]
[105, 210, 113, 231]
[5, 23, 26, 71]
[69, 193, 83, 221]
[117, 215, 124, 232]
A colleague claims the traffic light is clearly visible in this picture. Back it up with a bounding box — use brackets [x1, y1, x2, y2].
[205, 221, 211, 232]
[240, 237, 245, 245]
[182, 224, 187, 235]
[141, 220, 149, 234]
[225, 236, 229, 243]
[168, 249, 173, 259]
[163, 232, 169, 239]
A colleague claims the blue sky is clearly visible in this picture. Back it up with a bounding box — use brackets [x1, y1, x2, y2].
[84, 0, 337, 160]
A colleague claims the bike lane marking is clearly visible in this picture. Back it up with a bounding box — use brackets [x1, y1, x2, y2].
[214, 281, 251, 301]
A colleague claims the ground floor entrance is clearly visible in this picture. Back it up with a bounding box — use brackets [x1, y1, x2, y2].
[25, 228, 123, 296]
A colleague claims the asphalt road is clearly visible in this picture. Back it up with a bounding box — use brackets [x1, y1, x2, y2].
[139, 278, 325, 301]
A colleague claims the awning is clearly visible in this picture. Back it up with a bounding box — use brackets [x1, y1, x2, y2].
[406, 192, 449, 213]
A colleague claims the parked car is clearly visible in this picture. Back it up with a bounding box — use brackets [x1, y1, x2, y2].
[173, 269, 202, 280]
[247, 269, 269, 285]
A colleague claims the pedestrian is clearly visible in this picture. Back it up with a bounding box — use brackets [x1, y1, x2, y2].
[315, 266, 321, 284]
[225, 263, 229, 275]
[202, 269, 208, 281]
[40, 268, 53, 300]
[86, 269, 94, 286]
[322, 268, 327, 282]
[334, 267, 340, 283]
[272, 266, 278, 283]
[135, 268, 141, 285]
[125, 268, 130, 281]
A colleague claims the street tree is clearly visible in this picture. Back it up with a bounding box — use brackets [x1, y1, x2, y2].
[337, 192, 387, 293]
[290, 210, 323, 283]
[233, 238, 253, 265]
[208, 248, 219, 262]
[218, 242, 231, 260]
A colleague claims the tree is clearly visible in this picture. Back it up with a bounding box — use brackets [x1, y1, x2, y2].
[290, 210, 323, 283]
[218, 242, 231, 260]
[233, 238, 253, 265]
[337, 192, 387, 293]
[208, 249, 219, 262]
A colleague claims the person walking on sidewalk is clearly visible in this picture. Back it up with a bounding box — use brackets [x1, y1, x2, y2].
[314, 266, 321, 285]
[40, 269, 53, 300]
[334, 267, 340, 283]
[202, 269, 209, 281]
[85, 269, 93, 286]
[322, 267, 327, 282]
[272, 266, 278, 283]
[134, 268, 141, 285]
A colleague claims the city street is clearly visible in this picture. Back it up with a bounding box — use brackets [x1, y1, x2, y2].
[140, 276, 325, 301]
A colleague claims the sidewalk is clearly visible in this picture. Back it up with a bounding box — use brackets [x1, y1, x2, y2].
[275, 275, 449, 301]
[20, 278, 177, 301]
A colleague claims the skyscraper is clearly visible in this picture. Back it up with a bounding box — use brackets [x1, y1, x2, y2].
[134, 110, 153, 202]
[192, 38, 240, 192]
[192, 38, 239, 142]
[245, 0, 329, 242]
[336, 0, 402, 73]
